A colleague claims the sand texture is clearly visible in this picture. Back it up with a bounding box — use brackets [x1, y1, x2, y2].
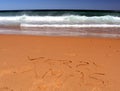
[0, 35, 120, 91]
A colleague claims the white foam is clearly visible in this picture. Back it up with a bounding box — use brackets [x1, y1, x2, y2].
[0, 15, 120, 25]
[21, 24, 120, 28]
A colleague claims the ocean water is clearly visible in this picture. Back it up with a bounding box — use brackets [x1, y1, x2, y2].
[0, 10, 120, 37]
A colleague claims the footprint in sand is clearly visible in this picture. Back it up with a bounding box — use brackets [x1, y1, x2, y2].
[0, 87, 13, 91]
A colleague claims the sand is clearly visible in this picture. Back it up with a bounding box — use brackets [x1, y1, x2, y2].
[0, 34, 120, 91]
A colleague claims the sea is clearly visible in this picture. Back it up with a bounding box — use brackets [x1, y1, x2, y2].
[0, 10, 120, 38]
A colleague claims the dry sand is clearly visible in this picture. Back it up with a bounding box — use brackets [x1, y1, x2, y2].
[0, 34, 120, 91]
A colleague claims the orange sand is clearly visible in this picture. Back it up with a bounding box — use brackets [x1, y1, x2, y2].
[0, 34, 120, 91]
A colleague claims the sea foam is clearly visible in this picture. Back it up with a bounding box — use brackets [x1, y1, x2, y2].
[0, 15, 120, 27]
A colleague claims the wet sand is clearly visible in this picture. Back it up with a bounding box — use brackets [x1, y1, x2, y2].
[0, 34, 120, 91]
[0, 26, 120, 38]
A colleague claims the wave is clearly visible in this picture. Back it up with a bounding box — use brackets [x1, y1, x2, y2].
[21, 24, 120, 28]
[0, 15, 120, 26]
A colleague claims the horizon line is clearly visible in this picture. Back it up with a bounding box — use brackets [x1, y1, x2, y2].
[0, 9, 120, 12]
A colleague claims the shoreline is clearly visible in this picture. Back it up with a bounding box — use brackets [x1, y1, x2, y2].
[0, 26, 120, 38]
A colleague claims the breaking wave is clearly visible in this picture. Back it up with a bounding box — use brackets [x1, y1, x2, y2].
[0, 15, 120, 27]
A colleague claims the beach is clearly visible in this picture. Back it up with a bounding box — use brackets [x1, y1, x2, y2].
[0, 34, 120, 91]
[0, 10, 120, 91]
